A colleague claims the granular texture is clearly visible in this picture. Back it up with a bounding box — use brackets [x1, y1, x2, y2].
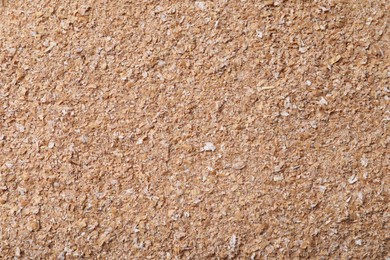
[0, 0, 389, 259]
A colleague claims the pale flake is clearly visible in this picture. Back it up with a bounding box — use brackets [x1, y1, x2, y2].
[348, 175, 358, 184]
[273, 175, 284, 181]
[203, 142, 216, 152]
[195, 1, 206, 10]
[80, 135, 88, 143]
[5, 162, 13, 169]
[318, 186, 327, 192]
[319, 97, 328, 106]
[229, 234, 237, 251]
[281, 111, 289, 117]
[360, 157, 368, 167]
[256, 30, 263, 39]
[16, 123, 25, 133]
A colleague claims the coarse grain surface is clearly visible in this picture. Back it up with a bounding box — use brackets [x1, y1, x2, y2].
[0, 0, 389, 259]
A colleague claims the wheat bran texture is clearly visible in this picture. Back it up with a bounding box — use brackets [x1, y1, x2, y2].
[0, 0, 389, 259]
